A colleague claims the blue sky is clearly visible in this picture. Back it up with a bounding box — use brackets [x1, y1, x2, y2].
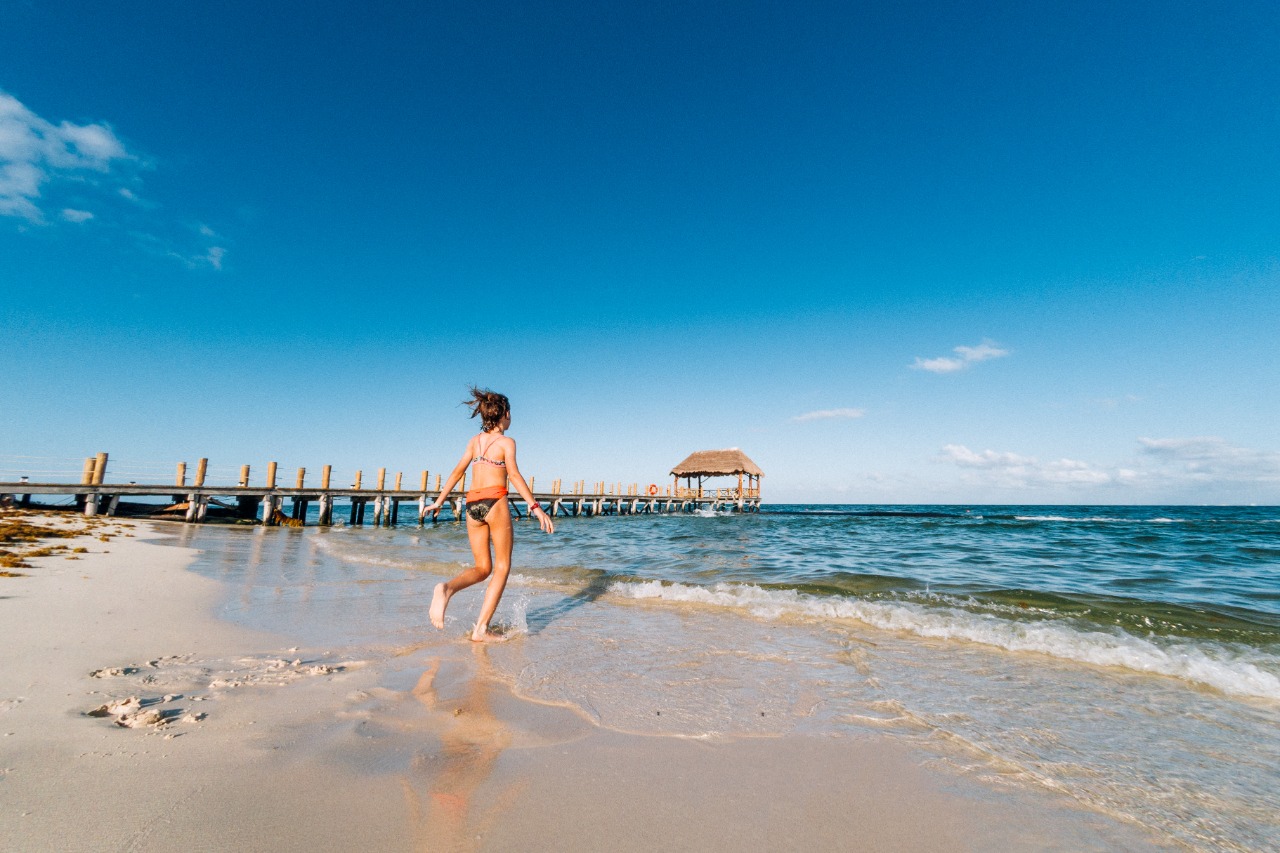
[2, 0, 1278, 503]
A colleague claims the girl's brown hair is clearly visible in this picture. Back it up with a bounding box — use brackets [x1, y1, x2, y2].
[465, 386, 510, 431]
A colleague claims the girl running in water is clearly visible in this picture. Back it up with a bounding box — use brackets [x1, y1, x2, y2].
[427, 387, 554, 641]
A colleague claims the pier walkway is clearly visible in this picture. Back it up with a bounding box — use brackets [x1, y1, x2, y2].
[1, 453, 762, 526]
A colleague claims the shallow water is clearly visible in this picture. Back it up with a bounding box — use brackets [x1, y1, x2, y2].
[170, 504, 1280, 852]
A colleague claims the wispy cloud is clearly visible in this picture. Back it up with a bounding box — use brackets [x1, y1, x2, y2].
[913, 340, 1009, 374]
[1095, 394, 1143, 409]
[2, 91, 227, 271]
[1138, 437, 1280, 484]
[792, 408, 866, 422]
[0, 90, 133, 223]
[202, 245, 226, 270]
[939, 436, 1280, 495]
[940, 444, 1113, 486]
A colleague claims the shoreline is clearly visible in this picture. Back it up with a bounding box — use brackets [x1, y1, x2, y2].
[1, 511, 1169, 850]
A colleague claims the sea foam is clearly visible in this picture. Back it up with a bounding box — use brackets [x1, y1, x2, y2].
[610, 579, 1280, 701]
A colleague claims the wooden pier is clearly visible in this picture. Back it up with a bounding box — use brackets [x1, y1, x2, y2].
[0, 450, 762, 526]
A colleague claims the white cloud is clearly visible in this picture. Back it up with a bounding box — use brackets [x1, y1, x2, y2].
[0, 91, 133, 223]
[940, 444, 1112, 487]
[1138, 437, 1280, 484]
[941, 444, 1034, 469]
[1095, 394, 1143, 409]
[162, 242, 227, 271]
[1, 92, 227, 272]
[913, 340, 1009, 374]
[792, 408, 866, 422]
[939, 436, 1280, 497]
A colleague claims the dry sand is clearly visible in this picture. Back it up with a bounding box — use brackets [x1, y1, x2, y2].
[0, 511, 1169, 851]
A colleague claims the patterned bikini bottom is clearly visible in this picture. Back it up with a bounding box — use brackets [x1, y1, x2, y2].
[464, 486, 508, 522]
[467, 499, 499, 521]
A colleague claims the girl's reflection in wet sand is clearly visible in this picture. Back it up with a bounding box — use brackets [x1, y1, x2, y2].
[402, 645, 524, 851]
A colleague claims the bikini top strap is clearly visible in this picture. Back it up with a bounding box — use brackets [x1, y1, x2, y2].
[478, 433, 502, 459]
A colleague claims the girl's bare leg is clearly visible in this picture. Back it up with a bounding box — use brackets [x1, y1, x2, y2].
[429, 518, 494, 630]
[471, 505, 513, 642]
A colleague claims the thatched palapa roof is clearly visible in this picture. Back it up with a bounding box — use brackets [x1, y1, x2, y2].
[670, 448, 763, 478]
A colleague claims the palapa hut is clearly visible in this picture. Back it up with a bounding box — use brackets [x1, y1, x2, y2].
[670, 448, 763, 506]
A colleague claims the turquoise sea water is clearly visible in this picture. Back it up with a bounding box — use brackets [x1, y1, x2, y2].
[171, 504, 1279, 851]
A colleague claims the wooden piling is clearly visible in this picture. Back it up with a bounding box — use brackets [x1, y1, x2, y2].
[354, 470, 363, 490]
[92, 452, 109, 485]
[296, 467, 306, 489]
[321, 465, 332, 490]
[81, 457, 95, 485]
[240, 465, 251, 487]
[420, 470, 429, 491]
[377, 468, 386, 490]
[394, 472, 403, 491]
[176, 462, 187, 487]
[266, 462, 278, 489]
[195, 458, 208, 488]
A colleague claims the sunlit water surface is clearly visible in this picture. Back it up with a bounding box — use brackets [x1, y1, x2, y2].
[170, 504, 1280, 852]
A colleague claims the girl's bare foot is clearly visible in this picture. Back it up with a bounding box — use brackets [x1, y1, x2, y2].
[430, 583, 451, 629]
[470, 628, 509, 643]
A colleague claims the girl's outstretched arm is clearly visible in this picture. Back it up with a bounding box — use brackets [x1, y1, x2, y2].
[427, 439, 475, 513]
[504, 441, 554, 534]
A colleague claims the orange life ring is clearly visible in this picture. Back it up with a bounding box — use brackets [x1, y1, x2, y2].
[647, 483, 659, 496]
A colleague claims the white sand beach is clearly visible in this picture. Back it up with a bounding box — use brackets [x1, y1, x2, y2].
[0, 510, 1168, 851]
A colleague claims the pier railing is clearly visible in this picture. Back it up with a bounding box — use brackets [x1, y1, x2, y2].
[0, 452, 762, 525]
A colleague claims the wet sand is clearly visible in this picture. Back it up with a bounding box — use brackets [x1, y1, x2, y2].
[0, 513, 1168, 851]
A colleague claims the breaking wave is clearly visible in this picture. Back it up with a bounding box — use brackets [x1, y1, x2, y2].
[610, 579, 1280, 701]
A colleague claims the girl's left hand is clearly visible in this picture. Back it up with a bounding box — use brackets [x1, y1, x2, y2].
[533, 505, 555, 534]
